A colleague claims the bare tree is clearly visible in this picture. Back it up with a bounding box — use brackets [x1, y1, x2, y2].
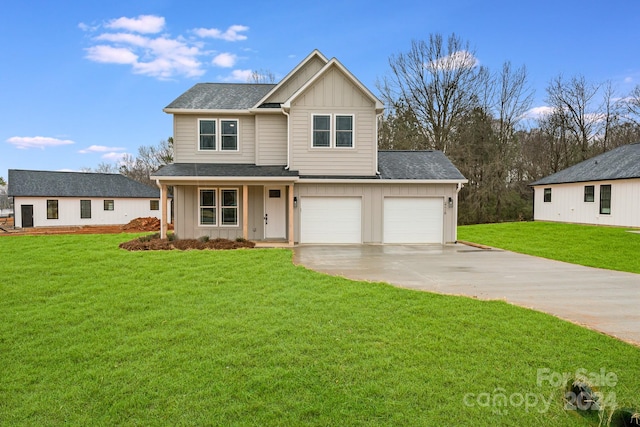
[624, 85, 640, 125]
[247, 69, 276, 84]
[119, 137, 174, 186]
[378, 33, 484, 153]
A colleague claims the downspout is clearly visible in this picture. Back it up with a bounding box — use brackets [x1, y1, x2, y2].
[454, 182, 464, 243]
[375, 111, 383, 176]
[283, 109, 291, 170]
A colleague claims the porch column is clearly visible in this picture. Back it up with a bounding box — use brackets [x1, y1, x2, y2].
[242, 185, 249, 240]
[160, 184, 168, 239]
[288, 184, 294, 246]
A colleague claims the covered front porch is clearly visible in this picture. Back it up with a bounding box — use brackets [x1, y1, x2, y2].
[157, 179, 297, 245]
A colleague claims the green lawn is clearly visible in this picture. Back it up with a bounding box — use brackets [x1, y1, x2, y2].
[458, 221, 640, 274]
[1, 233, 639, 426]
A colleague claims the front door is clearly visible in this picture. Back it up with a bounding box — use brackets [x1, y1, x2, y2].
[21, 205, 33, 228]
[264, 186, 286, 239]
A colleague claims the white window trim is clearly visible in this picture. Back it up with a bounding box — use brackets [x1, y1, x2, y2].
[310, 113, 355, 149]
[198, 187, 240, 227]
[197, 118, 240, 152]
[220, 188, 239, 227]
[198, 188, 217, 226]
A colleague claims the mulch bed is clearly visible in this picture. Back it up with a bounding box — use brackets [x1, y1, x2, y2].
[119, 234, 256, 251]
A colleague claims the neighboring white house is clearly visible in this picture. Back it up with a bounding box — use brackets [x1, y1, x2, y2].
[531, 142, 640, 227]
[8, 170, 166, 228]
[152, 50, 468, 244]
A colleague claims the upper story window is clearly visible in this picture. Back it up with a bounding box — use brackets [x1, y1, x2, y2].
[543, 188, 551, 203]
[199, 119, 238, 151]
[312, 114, 354, 148]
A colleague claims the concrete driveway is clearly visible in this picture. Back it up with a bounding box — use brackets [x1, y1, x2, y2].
[293, 244, 640, 346]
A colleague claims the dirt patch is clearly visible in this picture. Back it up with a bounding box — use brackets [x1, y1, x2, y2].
[121, 217, 173, 232]
[119, 234, 256, 251]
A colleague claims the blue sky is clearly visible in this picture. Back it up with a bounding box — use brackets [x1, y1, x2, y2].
[2, 0, 639, 179]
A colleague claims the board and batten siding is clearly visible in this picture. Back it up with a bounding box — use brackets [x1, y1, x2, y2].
[255, 115, 287, 166]
[172, 115, 255, 164]
[264, 56, 326, 104]
[13, 197, 161, 228]
[533, 179, 640, 227]
[288, 67, 377, 176]
[294, 183, 459, 243]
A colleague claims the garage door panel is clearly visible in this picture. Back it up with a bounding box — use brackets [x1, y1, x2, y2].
[301, 197, 361, 243]
[384, 197, 443, 244]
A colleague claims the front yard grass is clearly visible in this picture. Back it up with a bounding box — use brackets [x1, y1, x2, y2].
[1, 233, 639, 426]
[458, 221, 640, 274]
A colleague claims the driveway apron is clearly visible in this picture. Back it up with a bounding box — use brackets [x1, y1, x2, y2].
[293, 244, 640, 345]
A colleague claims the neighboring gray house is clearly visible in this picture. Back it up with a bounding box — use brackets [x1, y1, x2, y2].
[152, 50, 467, 244]
[531, 142, 640, 227]
[8, 170, 164, 228]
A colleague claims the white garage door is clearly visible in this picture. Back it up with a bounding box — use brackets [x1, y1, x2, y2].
[300, 197, 362, 243]
[384, 197, 443, 244]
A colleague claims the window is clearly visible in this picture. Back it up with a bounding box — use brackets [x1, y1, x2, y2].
[150, 200, 160, 211]
[269, 189, 281, 198]
[335, 115, 353, 148]
[80, 200, 91, 219]
[543, 188, 552, 203]
[600, 185, 611, 215]
[104, 200, 114, 211]
[199, 120, 216, 150]
[199, 119, 238, 151]
[199, 188, 239, 226]
[200, 189, 216, 225]
[47, 200, 58, 219]
[312, 115, 331, 147]
[221, 120, 238, 151]
[584, 185, 594, 202]
[221, 189, 238, 226]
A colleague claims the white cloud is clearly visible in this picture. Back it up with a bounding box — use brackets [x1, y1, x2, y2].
[222, 69, 253, 82]
[7, 136, 75, 150]
[96, 32, 148, 47]
[624, 77, 634, 84]
[85, 45, 138, 64]
[212, 52, 237, 68]
[106, 15, 165, 34]
[102, 152, 129, 161]
[426, 50, 479, 71]
[78, 145, 125, 154]
[523, 106, 554, 120]
[194, 25, 249, 41]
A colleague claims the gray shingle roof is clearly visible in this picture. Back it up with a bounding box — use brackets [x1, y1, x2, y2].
[531, 142, 640, 185]
[152, 163, 299, 178]
[8, 170, 161, 198]
[152, 151, 466, 181]
[378, 151, 466, 180]
[165, 83, 277, 110]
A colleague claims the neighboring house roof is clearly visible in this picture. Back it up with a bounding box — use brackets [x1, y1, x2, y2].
[152, 164, 299, 178]
[378, 151, 466, 180]
[164, 83, 276, 110]
[152, 151, 466, 181]
[8, 170, 161, 198]
[531, 142, 640, 186]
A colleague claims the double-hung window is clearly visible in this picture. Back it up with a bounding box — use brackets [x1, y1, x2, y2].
[543, 188, 552, 203]
[199, 188, 239, 226]
[80, 200, 91, 219]
[599, 185, 611, 214]
[584, 185, 595, 202]
[199, 119, 238, 151]
[47, 200, 58, 219]
[312, 114, 354, 148]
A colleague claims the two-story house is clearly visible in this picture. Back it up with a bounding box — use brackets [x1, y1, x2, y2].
[152, 50, 467, 245]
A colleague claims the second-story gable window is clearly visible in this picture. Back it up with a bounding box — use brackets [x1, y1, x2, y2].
[312, 115, 331, 147]
[312, 114, 354, 148]
[198, 119, 239, 151]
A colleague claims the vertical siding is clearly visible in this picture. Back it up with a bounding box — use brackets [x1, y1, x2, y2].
[533, 179, 640, 227]
[294, 183, 458, 243]
[13, 197, 161, 228]
[173, 115, 255, 164]
[264, 57, 326, 103]
[255, 115, 287, 165]
[289, 67, 377, 176]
